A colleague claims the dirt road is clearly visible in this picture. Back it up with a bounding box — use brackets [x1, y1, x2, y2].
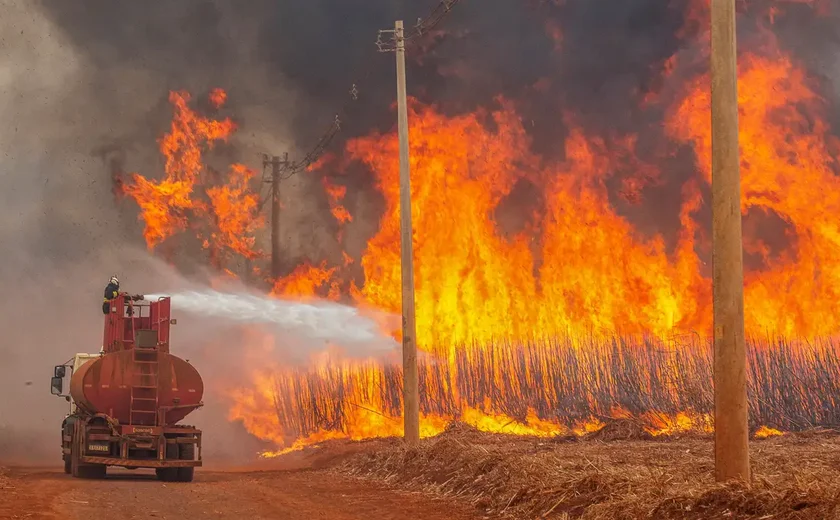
[0, 467, 480, 520]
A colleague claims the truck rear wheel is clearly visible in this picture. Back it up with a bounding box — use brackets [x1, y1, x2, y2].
[70, 425, 82, 477]
[176, 443, 195, 483]
[70, 423, 106, 479]
[155, 443, 180, 482]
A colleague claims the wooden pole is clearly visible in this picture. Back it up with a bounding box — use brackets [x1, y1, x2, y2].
[394, 19, 420, 444]
[267, 153, 289, 280]
[711, 0, 750, 482]
[270, 156, 282, 280]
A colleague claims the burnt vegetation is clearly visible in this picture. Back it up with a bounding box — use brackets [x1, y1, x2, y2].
[266, 336, 840, 442]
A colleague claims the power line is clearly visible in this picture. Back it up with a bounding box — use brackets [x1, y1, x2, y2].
[377, 0, 462, 51]
[262, 0, 463, 185]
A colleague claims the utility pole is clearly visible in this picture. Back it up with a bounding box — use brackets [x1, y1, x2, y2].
[711, 0, 750, 482]
[263, 153, 289, 280]
[378, 20, 420, 445]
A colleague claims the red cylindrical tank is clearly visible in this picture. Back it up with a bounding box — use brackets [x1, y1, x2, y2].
[69, 350, 204, 426]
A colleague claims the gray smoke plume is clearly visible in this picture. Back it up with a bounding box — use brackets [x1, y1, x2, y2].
[0, 0, 299, 464]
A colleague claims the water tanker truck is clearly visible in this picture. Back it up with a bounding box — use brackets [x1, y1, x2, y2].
[50, 293, 204, 481]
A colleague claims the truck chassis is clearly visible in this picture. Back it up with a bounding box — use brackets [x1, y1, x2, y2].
[61, 413, 202, 482]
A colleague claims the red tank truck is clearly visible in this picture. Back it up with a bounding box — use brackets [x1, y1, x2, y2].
[50, 294, 204, 481]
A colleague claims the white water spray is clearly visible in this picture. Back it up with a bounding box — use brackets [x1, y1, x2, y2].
[146, 289, 400, 354]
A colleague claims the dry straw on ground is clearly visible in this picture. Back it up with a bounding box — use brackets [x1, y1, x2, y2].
[338, 423, 840, 519]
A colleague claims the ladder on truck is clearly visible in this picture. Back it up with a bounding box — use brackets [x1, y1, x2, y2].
[129, 330, 160, 426]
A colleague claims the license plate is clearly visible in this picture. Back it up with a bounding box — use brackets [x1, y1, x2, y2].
[87, 444, 109, 452]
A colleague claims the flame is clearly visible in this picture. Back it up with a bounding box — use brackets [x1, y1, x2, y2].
[667, 50, 840, 337]
[350, 102, 540, 349]
[754, 426, 785, 439]
[205, 163, 264, 262]
[306, 152, 336, 172]
[121, 11, 840, 455]
[642, 411, 713, 437]
[208, 87, 227, 108]
[121, 172, 197, 249]
[122, 89, 262, 265]
[347, 100, 708, 348]
[271, 260, 339, 299]
[322, 177, 352, 224]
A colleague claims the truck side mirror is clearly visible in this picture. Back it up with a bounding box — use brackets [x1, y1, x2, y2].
[169, 319, 177, 325]
[54, 365, 66, 378]
[50, 376, 63, 396]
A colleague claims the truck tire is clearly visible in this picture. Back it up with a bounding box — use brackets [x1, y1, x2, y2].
[62, 418, 72, 474]
[70, 422, 106, 479]
[70, 424, 82, 478]
[176, 443, 195, 483]
[155, 442, 180, 482]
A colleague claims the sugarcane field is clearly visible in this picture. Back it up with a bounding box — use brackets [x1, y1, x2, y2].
[3, 0, 840, 519]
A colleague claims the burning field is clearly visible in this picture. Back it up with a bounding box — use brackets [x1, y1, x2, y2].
[98, 0, 840, 459]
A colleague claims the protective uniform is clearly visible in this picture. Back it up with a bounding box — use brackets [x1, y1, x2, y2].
[102, 276, 143, 316]
[102, 276, 120, 314]
[103, 276, 120, 314]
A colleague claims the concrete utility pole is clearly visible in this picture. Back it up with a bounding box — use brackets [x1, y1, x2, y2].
[378, 19, 420, 445]
[263, 153, 289, 280]
[710, 0, 750, 482]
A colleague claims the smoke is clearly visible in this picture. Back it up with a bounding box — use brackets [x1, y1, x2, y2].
[30, 0, 340, 273]
[29, 0, 835, 272]
[0, 0, 296, 464]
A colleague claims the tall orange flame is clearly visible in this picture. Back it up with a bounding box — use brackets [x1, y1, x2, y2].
[668, 52, 840, 337]
[122, 90, 262, 265]
[348, 100, 707, 348]
[205, 163, 264, 262]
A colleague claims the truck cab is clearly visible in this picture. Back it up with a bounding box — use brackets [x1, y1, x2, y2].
[51, 353, 100, 474]
[51, 353, 101, 414]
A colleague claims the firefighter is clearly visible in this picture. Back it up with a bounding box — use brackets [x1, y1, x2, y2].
[103, 275, 120, 314]
[103, 276, 145, 316]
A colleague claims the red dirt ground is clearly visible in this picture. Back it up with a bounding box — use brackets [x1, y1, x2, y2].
[0, 465, 480, 520]
[4, 426, 840, 519]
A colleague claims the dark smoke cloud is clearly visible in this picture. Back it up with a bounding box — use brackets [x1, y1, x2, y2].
[31, 0, 718, 262]
[36, 0, 697, 148]
[27, 0, 840, 286]
[34, 0, 840, 167]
